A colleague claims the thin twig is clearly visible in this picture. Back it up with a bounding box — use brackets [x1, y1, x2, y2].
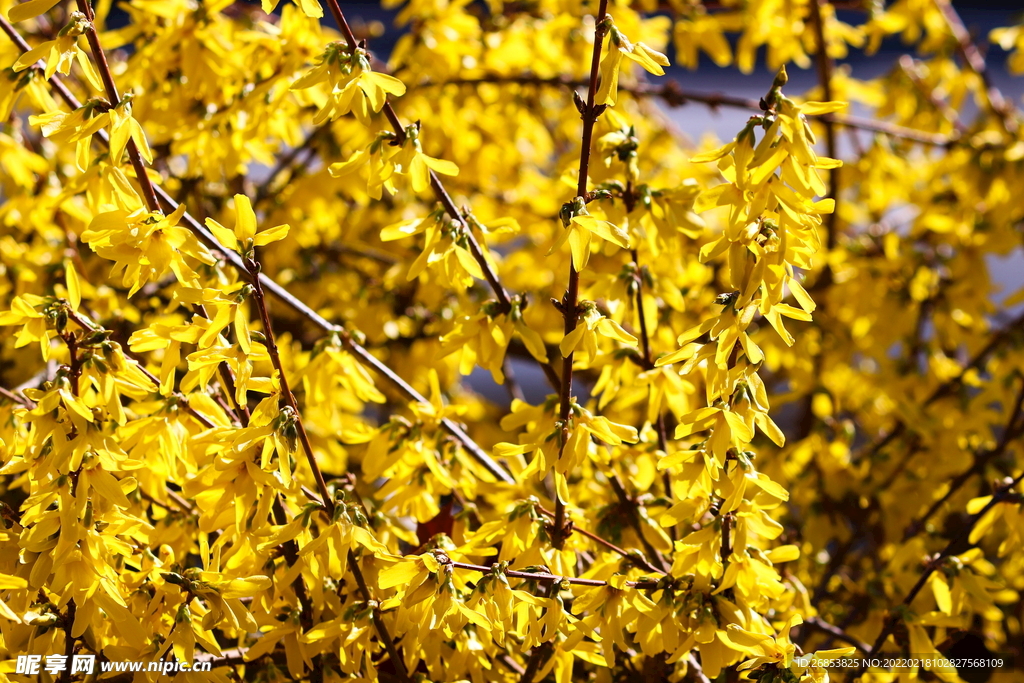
[607, 469, 671, 572]
[552, 0, 611, 552]
[809, 0, 839, 253]
[254, 126, 328, 205]
[325, 2, 513, 315]
[0, 385, 33, 408]
[536, 504, 666, 575]
[247, 252, 409, 682]
[521, 5, 612, 679]
[448, 560, 658, 589]
[624, 181, 674, 522]
[898, 55, 967, 134]
[687, 653, 712, 683]
[409, 74, 959, 146]
[247, 258, 334, 513]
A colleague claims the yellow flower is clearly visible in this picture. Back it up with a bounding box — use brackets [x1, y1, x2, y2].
[552, 197, 631, 271]
[440, 298, 548, 384]
[12, 11, 102, 90]
[595, 23, 670, 106]
[291, 42, 406, 124]
[0, 294, 52, 360]
[107, 99, 153, 167]
[262, 0, 322, 19]
[328, 131, 401, 199]
[205, 194, 290, 258]
[82, 203, 215, 295]
[559, 301, 637, 365]
[392, 124, 459, 194]
[674, 14, 733, 69]
[29, 98, 110, 171]
[733, 615, 856, 680]
[381, 210, 483, 291]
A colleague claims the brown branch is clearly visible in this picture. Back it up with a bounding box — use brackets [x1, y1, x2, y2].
[796, 0, 839, 447]
[516, 5, 612, 679]
[687, 653, 712, 683]
[499, 653, 527, 676]
[253, 125, 328, 206]
[552, 0, 611, 553]
[0, 385, 33, 408]
[408, 74, 959, 146]
[247, 255, 409, 683]
[137, 487, 184, 515]
[53, 313, 86, 682]
[518, 638, 552, 683]
[323, 1, 568, 399]
[624, 182, 675, 520]
[348, 550, 410, 680]
[606, 469, 671, 572]
[448, 560, 658, 589]
[809, 0, 839, 253]
[536, 504, 666, 575]
[898, 55, 968, 134]
[247, 258, 334, 514]
[324, 1, 513, 315]
[720, 510, 735, 565]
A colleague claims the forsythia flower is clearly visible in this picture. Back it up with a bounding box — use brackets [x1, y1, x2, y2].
[12, 11, 101, 89]
[82, 204, 215, 295]
[329, 124, 457, 197]
[732, 616, 856, 681]
[0, 294, 52, 360]
[553, 196, 631, 270]
[596, 21, 670, 106]
[206, 194, 290, 258]
[441, 298, 547, 383]
[291, 42, 406, 124]
[559, 301, 638, 365]
[380, 209, 482, 291]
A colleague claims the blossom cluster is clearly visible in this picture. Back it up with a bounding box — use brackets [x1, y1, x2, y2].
[0, 0, 1022, 682]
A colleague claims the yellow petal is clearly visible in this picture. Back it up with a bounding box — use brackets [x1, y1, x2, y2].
[572, 215, 631, 249]
[800, 101, 848, 115]
[0, 573, 28, 590]
[205, 218, 238, 251]
[690, 142, 735, 164]
[8, 0, 62, 23]
[766, 545, 800, 564]
[423, 155, 459, 177]
[378, 560, 425, 590]
[232, 194, 257, 242]
[254, 223, 290, 246]
[64, 259, 81, 310]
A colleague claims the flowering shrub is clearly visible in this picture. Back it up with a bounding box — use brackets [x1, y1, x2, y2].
[1, 0, 1023, 682]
